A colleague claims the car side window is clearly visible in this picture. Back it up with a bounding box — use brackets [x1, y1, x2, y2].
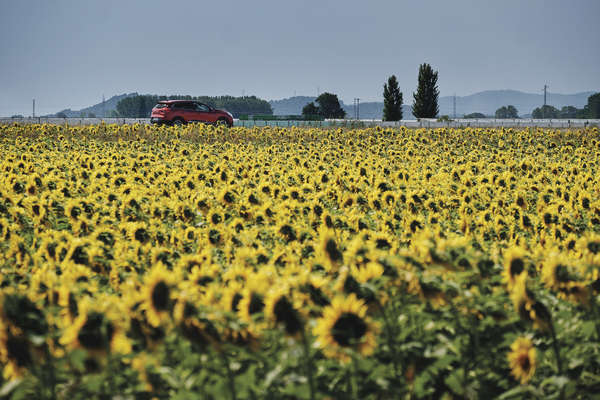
[195, 103, 210, 112]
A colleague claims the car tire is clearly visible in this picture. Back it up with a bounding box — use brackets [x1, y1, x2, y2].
[217, 118, 230, 128]
[172, 118, 186, 126]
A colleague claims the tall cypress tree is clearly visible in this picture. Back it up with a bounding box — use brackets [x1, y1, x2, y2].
[412, 63, 439, 118]
[383, 75, 403, 121]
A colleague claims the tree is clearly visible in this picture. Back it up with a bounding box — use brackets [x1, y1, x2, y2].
[412, 63, 439, 118]
[558, 106, 578, 119]
[383, 75, 403, 121]
[56, 112, 67, 118]
[532, 105, 559, 119]
[314, 93, 346, 119]
[576, 106, 590, 119]
[302, 102, 320, 118]
[116, 95, 273, 118]
[463, 112, 486, 119]
[587, 93, 600, 118]
[495, 105, 518, 119]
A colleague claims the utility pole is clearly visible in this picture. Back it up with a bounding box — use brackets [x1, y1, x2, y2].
[32, 99, 35, 118]
[542, 84, 548, 118]
[453, 94, 456, 119]
[353, 98, 360, 120]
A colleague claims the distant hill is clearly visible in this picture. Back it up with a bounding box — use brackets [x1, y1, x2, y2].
[269, 96, 316, 116]
[270, 90, 597, 119]
[269, 96, 413, 119]
[438, 90, 596, 117]
[341, 102, 414, 119]
[49, 93, 138, 117]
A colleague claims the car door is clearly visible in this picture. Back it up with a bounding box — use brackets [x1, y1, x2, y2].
[172, 102, 191, 121]
[193, 103, 213, 123]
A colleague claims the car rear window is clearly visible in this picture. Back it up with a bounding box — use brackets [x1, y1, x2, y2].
[154, 103, 170, 109]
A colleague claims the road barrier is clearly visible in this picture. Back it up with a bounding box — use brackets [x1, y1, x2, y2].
[1, 117, 598, 128]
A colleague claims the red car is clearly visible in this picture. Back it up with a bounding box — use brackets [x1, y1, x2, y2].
[150, 100, 233, 127]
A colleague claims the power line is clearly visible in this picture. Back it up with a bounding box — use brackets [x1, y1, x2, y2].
[542, 84, 548, 118]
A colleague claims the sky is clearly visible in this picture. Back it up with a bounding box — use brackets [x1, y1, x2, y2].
[0, 0, 599, 116]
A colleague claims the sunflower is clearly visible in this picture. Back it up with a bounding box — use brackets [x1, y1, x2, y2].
[297, 273, 332, 313]
[0, 292, 48, 379]
[502, 246, 528, 289]
[237, 286, 267, 326]
[173, 292, 220, 350]
[541, 252, 574, 291]
[313, 294, 378, 362]
[124, 221, 152, 245]
[510, 274, 552, 331]
[65, 199, 83, 222]
[142, 264, 176, 328]
[318, 229, 343, 269]
[264, 287, 304, 336]
[507, 337, 536, 384]
[60, 296, 131, 358]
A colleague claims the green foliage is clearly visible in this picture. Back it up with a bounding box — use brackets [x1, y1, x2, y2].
[463, 112, 487, 119]
[302, 102, 320, 119]
[383, 75, 403, 121]
[495, 105, 519, 119]
[558, 106, 579, 119]
[532, 105, 560, 119]
[588, 93, 600, 118]
[115, 95, 273, 118]
[412, 63, 439, 118]
[302, 93, 346, 119]
[531, 95, 600, 119]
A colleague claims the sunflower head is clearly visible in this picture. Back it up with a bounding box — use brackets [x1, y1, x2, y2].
[265, 288, 304, 336]
[502, 247, 528, 289]
[313, 294, 378, 362]
[143, 264, 176, 328]
[319, 229, 343, 269]
[508, 336, 536, 384]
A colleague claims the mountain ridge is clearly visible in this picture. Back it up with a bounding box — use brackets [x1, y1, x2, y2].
[269, 90, 597, 119]
[46, 89, 597, 119]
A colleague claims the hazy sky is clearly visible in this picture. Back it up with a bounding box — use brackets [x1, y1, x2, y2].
[1, 0, 599, 116]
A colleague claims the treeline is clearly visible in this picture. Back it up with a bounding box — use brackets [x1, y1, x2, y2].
[532, 94, 600, 118]
[113, 95, 273, 118]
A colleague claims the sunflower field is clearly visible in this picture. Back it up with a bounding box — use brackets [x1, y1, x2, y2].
[0, 123, 599, 399]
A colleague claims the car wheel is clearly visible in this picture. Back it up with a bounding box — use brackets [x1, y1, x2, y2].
[216, 118, 229, 127]
[172, 118, 185, 126]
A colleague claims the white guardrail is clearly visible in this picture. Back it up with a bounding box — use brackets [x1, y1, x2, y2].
[0, 117, 599, 128]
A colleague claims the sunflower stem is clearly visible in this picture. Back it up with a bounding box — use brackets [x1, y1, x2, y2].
[301, 327, 316, 400]
[589, 291, 600, 341]
[549, 319, 563, 376]
[376, 299, 399, 382]
[221, 350, 237, 400]
[350, 353, 359, 399]
[45, 345, 57, 400]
